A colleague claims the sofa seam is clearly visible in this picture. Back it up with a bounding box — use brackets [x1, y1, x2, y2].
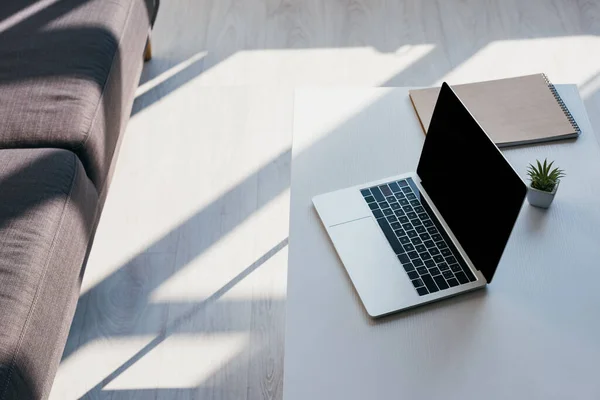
[0, 152, 79, 400]
[38, 165, 99, 398]
[75, 0, 138, 155]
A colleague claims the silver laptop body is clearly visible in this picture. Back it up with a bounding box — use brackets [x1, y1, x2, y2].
[313, 172, 487, 318]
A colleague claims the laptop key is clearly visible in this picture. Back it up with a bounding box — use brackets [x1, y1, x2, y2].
[361, 189, 371, 197]
[404, 243, 415, 251]
[398, 254, 410, 264]
[455, 271, 469, 284]
[402, 186, 412, 193]
[399, 236, 411, 244]
[411, 278, 424, 288]
[373, 209, 384, 219]
[370, 187, 385, 202]
[364, 195, 375, 203]
[398, 180, 409, 187]
[403, 205, 413, 212]
[394, 209, 405, 217]
[395, 192, 406, 200]
[412, 218, 423, 226]
[407, 211, 417, 219]
[424, 240, 436, 248]
[411, 237, 422, 245]
[399, 199, 409, 206]
[389, 182, 401, 193]
[387, 216, 398, 223]
[427, 226, 438, 234]
[402, 223, 412, 231]
[421, 274, 439, 293]
[415, 244, 426, 252]
[441, 248, 452, 257]
[423, 220, 434, 227]
[433, 255, 445, 263]
[414, 206, 424, 213]
[376, 218, 405, 255]
[379, 202, 389, 209]
[433, 275, 449, 290]
[442, 270, 454, 279]
[406, 230, 418, 238]
[369, 202, 379, 210]
[394, 229, 405, 237]
[383, 208, 394, 216]
[425, 260, 436, 268]
[408, 251, 419, 259]
[403, 263, 415, 272]
[450, 263, 462, 273]
[399, 216, 409, 223]
[446, 256, 457, 264]
[416, 226, 426, 234]
[438, 262, 449, 271]
[416, 266, 428, 275]
[430, 248, 440, 255]
[390, 203, 402, 210]
[390, 222, 402, 230]
[431, 234, 442, 241]
[408, 271, 419, 280]
[386, 196, 396, 203]
[463, 267, 476, 282]
[438, 241, 448, 249]
[410, 200, 420, 207]
[429, 267, 441, 276]
[421, 252, 432, 260]
[379, 185, 393, 196]
[406, 193, 416, 200]
[447, 278, 459, 287]
[413, 259, 424, 267]
[417, 287, 429, 296]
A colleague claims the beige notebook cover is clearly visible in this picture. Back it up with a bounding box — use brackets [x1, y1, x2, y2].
[408, 74, 580, 147]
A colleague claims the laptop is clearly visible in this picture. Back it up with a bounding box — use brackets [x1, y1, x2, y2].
[312, 83, 527, 318]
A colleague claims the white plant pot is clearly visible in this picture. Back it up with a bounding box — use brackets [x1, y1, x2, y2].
[527, 184, 558, 209]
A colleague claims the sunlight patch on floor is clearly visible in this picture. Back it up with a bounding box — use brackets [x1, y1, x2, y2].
[104, 333, 250, 390]
[50, 336, 157, 399]
[80, 87, 292, 296]
[436, 36, 600, 86]
[149, 190, 289, 302]
[135, 51, 208, 97]
[195, 45, 435, 86]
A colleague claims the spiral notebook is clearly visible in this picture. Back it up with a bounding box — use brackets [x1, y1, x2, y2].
[409, 74, 581, 147]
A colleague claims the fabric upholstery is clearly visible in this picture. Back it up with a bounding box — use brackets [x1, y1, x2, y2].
[0, 0, 153, 191]
[0, 148, 98, 400]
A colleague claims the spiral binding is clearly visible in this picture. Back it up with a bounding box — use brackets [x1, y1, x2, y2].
[542, 73, 581, 135]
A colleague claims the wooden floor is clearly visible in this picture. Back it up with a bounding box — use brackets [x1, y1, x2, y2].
[50, 1, 600, 399]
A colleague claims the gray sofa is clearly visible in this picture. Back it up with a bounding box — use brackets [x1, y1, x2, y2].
[0, 0, 159, 398]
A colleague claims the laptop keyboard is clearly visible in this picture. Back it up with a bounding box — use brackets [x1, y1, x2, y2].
[360, 177, 476, 296]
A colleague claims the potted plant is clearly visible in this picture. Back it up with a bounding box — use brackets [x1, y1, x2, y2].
[526, 159, 565, 208]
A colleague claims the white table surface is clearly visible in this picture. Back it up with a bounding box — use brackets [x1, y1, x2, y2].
[283, 85, 600, 400]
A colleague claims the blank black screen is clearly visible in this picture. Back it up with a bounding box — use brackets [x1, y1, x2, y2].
[416, 83, 527, 282]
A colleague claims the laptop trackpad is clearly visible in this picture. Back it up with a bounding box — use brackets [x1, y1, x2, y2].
[329, 216, 415, 317]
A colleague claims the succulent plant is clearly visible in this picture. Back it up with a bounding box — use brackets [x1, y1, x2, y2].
[527, 159, 565, 193]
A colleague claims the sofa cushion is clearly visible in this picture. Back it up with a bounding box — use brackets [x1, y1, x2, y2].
[0, 0, 153, 191]
[0, 148, 98, 400]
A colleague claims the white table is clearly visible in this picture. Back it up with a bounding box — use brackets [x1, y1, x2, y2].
[283, 86, 600, 400]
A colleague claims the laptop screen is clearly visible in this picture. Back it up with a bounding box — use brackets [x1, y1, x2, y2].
[416, 83, 527, 282]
